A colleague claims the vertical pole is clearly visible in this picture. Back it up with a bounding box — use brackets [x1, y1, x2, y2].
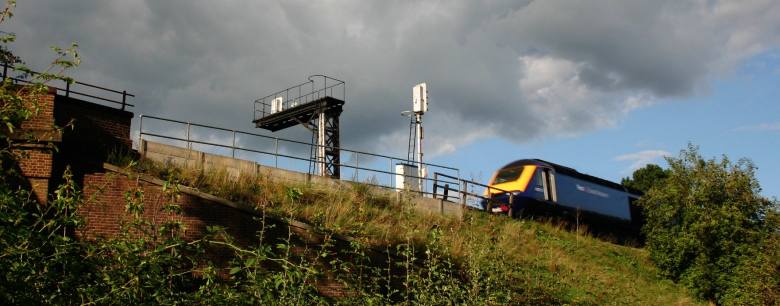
[2, 62, 7, 81]
[460, 180, 467, 206]
[317, 111, 326, 176]
[274, 138, 279, 168]
[138, 114, 144, 149]
[508, 193, 515, 218]
[354, 152, 359, 181]
[121, 90, 127, 111]
[455, 169, 465, 208]
[415, 113, 424, 194]
[389, 158, 394, 189]
[232, 130, 236, 158]
[65, 82, 70, 97]
[433, 173, 439, 199]
[185, 122, 192, 168]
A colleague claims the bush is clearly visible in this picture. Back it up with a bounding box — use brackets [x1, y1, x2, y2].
[639, 144, 779, 305]
[621, 163, 669, 193]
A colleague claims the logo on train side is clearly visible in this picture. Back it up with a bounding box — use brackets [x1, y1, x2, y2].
[576, 184, 609, 198]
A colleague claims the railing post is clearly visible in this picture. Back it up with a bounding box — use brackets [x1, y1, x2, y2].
[508, 193, 515, 217]
[443, 184, 450, 201]
[232, 130, 236, 158]
[354, 152, 359, 181]
[274, 138, 279, 168]
[456, 170, 461, 193]
[432, 172, 439, 199]
[65, 82, 70, 97]
[121, 90, 127, 111]
[186, 122, 191, 149]
[389, 158, 394, 189]
[460, 180, 467, 206]
[138, 114, 143, 148]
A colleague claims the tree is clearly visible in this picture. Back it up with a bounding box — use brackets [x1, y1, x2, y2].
[621, 163, 669, 193]
[639, 144, 779, 305]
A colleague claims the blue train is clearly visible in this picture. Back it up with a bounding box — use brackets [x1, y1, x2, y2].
[481, 159, 643, 231]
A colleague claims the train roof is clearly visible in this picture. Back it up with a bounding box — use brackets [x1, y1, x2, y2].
[500, 159, 643, 196]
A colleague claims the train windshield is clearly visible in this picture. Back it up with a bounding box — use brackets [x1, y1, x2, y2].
[493, 167, 523, 184]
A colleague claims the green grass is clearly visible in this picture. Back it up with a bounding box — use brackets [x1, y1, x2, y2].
[130, 159, 704, 305]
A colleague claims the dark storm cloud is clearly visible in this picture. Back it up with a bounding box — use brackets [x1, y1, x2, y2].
[4, 0, 779, 157]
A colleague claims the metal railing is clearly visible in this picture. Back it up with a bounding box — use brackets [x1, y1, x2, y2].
[139, 114, 460, 198]
[432, 172, 514, 212]
[1, 62, 135, 110]
[253, 75, 345, 121]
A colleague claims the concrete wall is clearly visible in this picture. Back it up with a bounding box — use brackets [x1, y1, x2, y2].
[139, 139, 463, 218]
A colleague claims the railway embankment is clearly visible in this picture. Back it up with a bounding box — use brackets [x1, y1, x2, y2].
[84, 153, 704, 304]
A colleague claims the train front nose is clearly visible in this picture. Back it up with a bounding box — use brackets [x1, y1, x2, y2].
[481, 193, 513, 214]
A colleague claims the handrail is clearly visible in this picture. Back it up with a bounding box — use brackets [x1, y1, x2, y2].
[435, 172, 510, 194]
[140, 114, 458, 171]
[138, 114, 461, 198]
[432, 171, 516, 211]
[1, 62, 135, 110]
[253, 75, 346, 122]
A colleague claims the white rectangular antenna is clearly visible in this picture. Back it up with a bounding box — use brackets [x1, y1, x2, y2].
[412, 83, 428, 113]
[271, 97, 284, 114]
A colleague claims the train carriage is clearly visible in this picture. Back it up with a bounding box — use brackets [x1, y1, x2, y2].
[482, 159, 643, 232]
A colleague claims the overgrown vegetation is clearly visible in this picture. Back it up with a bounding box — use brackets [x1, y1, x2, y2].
[120, 156, 704, 305]
[639, 145, 780, 305]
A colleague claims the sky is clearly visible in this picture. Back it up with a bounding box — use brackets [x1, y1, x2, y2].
[4, 0, 779, 198]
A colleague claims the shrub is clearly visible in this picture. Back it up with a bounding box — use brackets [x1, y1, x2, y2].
[639, 144, 779, 305]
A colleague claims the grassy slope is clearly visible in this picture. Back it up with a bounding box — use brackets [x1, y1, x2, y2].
[132, 160, 703, 305]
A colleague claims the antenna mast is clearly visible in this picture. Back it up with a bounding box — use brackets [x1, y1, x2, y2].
[408, 83, 428, 192]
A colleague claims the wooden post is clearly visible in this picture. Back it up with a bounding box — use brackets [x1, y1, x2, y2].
[508, 193, 515, 218]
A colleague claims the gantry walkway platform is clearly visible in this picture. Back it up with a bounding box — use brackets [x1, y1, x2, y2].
[253, 96, 344, 132]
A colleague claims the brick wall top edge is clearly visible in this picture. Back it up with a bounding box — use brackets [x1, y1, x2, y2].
[54, 95, 134, 118]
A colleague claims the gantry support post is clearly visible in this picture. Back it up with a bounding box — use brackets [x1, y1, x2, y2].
[313, 108, 340, 178]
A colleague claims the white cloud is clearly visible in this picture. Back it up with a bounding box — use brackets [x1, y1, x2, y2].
[518, 55, 657, 137]
[615, 150, 672, 172]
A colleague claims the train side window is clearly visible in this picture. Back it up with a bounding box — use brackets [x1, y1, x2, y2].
[539, 168, 558, 202]
[548, 170, 558, 202]
[535, 170, 544, 188]
[540, 170, 550, 201]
